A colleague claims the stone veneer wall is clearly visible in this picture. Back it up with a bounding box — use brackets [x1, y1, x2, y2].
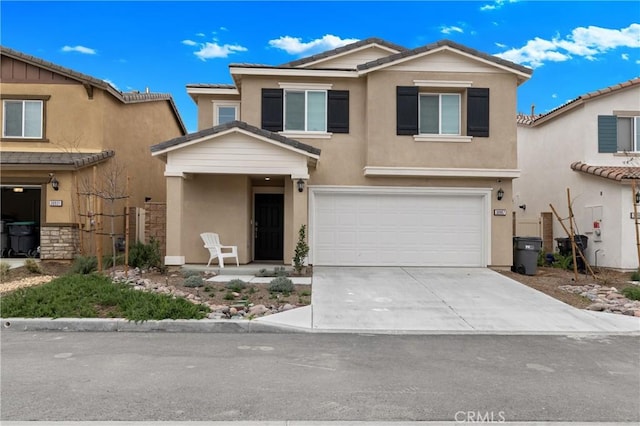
[40, 225, 79, 260]
[145, 202, 166, 257]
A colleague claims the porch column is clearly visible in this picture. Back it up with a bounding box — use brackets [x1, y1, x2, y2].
[164, 174, 185, 265]
[286, 176, 309, 265]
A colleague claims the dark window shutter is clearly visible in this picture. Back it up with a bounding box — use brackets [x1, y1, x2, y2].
[261, 89, 283, 132]
[396, 86, 418, 135]
[597, 115, 617, 153]
[327, 90, 349, 133]
[467, 88, 489, 137]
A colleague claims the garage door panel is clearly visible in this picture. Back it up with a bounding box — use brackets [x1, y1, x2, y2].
[312, 190, 487, 266]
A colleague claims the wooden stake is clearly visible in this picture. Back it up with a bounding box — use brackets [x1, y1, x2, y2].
[632, 179, 640, 272]
[75, 173, 83, 255]
[549, 203, 597, 280]
[97, 194, 103, 272]
[566, 188, 579, 281]
[125, 175, 130, 275]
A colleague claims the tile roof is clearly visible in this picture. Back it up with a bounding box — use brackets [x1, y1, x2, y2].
[357, 39, 533, 75]
[522, 78, 640, 126]
[186, 84, 237, 89]
[151, 120, 321, 156]
[0, 150, 115, 168]
[571, 161, 640, 181]
[280, 37, 407, 68]
[1, 46, 187, 134]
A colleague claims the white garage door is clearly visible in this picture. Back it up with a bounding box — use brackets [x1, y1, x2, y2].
[311, 188, 488, 267]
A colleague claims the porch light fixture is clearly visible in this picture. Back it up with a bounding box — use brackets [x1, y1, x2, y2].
[12, 187, 24, 193]
[636, 189, 640, 204]
[49, 173, 59, 191]
[497, 188, 504, 201]
[297, 179, 305, 193]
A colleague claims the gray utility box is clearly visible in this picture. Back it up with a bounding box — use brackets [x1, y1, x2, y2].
[512, 236, 543, 276]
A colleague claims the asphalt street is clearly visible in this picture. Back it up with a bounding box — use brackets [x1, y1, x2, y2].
[1, 332, 638, 422]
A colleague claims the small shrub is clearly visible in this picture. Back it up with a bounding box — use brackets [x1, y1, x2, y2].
[224, 291, 236, 301]
[70, 256, 98, 275]
[622, 286, 640, 301]
[248, 286, 256, 295]
[268, 276, 294, 293]
[226, 279, 246, 292]
[184, 275, 204, 288]
[24, 258, 42, 274]
[103, 254, 125, 269]
[293, 224, 310, 274]
[204, 286, 212, 293]
[299, 290, 311, 297]
[630, 270, 640, 282]
[275, 266, 289, 277]
[0, 261, 10, 280]
[128, 238, 162, 270]
[256, 268, 268, 277]
[181, 270, 201, 279]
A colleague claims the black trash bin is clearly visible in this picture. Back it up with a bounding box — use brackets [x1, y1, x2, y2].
[555, 235, 588, 271]
[7, 221, 38, 257]
[512, 236, 543, 276]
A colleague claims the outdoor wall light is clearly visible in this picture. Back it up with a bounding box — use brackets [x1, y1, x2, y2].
[519, 204, 527, 211]
[636, 190, 640, 204]
[49, 173, 59, 191]
[497, 188, 504, 201]
[297, 179, 305, 193]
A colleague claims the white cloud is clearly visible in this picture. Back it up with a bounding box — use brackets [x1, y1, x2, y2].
[194, 42, 247, 60]
[551, 93, 558, 99]
[622, 53, 630, 60]
[481, 0, 517, 12]
[496, 23, 640, 68]
[268, 34, 359, 56]
[440, 26, 464, 35]
[196, 33, 205, 37]
[495, 42, 507, 48]
[103, 79, 119, 91]
[182, 40, 197, 46]
[61, 45, 96, 55]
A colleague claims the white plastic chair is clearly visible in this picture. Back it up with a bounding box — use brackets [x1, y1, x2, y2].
[200, 232, 239, 268]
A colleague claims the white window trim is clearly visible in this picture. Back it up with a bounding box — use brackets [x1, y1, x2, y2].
[414, 135, 472, 143]
[278, 82, 333, 90]
[212, 101, 240, 126]
[414, 80, 473, 88]
[283, 89, 328, 133]
[418, 93, 461, 136]
[2, 99, 43, 139]
[616, 115, 640, 153]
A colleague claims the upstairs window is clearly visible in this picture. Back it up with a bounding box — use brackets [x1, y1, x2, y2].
[598, 115, 640, 153]
[214, 102, 239, 126]
[419, 93, 460, 135]
[284, 90, 327, 132]
[3, 99, 43, 139]
[261, 88, 349, 135]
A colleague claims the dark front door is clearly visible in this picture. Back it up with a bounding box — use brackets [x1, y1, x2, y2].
[254, 194, 284, 260]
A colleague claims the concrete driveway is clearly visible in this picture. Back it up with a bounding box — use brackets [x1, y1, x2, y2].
[257, 267, 640, 334]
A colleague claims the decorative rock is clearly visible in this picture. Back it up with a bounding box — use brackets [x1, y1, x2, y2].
[229, 307, 238, 316]
[249, 304, 269, 316]
[232, 292, 240, 297]
[281, 303, 295, 311]
[586, 303, 606, 311]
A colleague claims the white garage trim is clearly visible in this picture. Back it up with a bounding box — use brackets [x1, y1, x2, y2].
[308, 186, 492, 266]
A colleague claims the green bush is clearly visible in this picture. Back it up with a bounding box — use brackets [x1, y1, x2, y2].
[24, 258, 42, 274]
[181, 269, 201, 279]
[70, 255, 98, 275]
[293, 225, 309, 273]
[256, 266, 289, 277]
[226, 279, 247, 292]
[0, 261, 10, 280]
[622, 286, 640, 301]
[224, 291, 236, 301]
[630, 270, 640, 282]
[268, 276, 294, 293]
[103, 254, 125, 269]
[184, 275, 204, 288]
[128, 238, 162, 270]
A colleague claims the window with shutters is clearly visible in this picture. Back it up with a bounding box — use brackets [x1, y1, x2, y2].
[284, 90, 327, 132]
[617, 116, 640, 152]
[397, 84, 488, 142]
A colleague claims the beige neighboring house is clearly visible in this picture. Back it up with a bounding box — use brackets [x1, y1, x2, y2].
[152, 38, 532, 267]
[0, 46, 186, 260]
[515, 78, 640, 271]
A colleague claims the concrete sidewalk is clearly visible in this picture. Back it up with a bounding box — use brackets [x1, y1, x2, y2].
[256, 267, 640, 334]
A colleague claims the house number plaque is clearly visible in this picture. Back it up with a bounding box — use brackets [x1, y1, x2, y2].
[49, 200, 63, 207]
[493, 209, 507, 216]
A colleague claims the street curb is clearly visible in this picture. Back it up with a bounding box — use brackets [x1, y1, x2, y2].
[1, 318, 308, 333]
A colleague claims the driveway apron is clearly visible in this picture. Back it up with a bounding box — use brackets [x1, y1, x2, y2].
[310, 267, 640, 334]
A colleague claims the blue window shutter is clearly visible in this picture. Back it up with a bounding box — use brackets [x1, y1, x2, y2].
[598, 115, 617, 153]
[397, 86, 418, 135]
[467, 88, 489, 137]
[261, 89, 283, 132]
[327, 90, 349, 133]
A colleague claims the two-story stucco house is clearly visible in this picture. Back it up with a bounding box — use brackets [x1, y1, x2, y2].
[515, 78, 640, 271]
[151, 38, 532, 268]
[0, 46, 186, 260]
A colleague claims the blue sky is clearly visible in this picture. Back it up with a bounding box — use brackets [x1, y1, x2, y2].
[1, 1, 639, 132]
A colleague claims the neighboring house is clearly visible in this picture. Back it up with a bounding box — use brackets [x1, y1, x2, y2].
[515, 78, 640, 270]
[0, 46, 186, 260]
[152, 38, 532, 267]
